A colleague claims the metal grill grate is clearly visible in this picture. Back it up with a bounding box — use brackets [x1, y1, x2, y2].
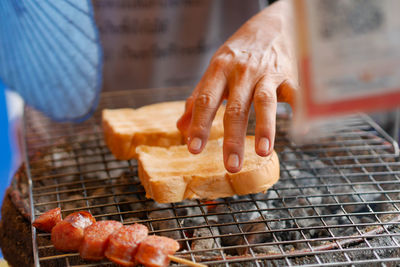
[25, 88, 400, 267]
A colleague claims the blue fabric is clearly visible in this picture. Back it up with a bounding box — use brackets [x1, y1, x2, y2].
[0, 0, 102, 122]
[0, 81, 10, 259]
[0, 81, 12, 217]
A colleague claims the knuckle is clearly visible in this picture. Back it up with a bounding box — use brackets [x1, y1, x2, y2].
[211, 55, 229, 70]
[185, 95, 195, 109]
[254, 90, 277, 106]
[234, 56, 258, 75]
[224, 138, 244, 150]
[224, 101, 247, 121]
[247, 58, 259, 72]
[186, 95, 195, 103]
[189, 124, 209, 137]
[194, 93, 217, 110]
[234, 61, 248, 74]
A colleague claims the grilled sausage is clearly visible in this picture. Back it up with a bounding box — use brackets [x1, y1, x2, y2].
[51, 211, 96, 251]
[135, 235, 180, 267]
[105, 224, 148, 267]
[64, 211, 96, 228]
[79, 220, 123, 261]
[32, 207, 62, 232]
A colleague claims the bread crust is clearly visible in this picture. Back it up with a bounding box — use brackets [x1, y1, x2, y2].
[138, 162, 188, 203]
[228, 151, 280, 195]
[136, 137, 280, 203]
[102, 110, 135, 160]
[102, 101, 224, 160]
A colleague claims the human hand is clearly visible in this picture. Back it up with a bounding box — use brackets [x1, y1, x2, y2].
[177, 0, 298, 173]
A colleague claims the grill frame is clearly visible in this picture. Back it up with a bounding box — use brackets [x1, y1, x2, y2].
[23, 88, 400, 267]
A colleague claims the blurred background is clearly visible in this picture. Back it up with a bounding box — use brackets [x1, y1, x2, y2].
[1, 0, 400, 262]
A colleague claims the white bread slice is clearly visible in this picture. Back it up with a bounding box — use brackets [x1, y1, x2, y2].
[102, 101, 225, 160]
[136, 136, 280, 203]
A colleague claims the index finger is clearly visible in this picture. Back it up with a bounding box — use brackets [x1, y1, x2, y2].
[177, 94, 196, 142]
[186, 65, 227, 154]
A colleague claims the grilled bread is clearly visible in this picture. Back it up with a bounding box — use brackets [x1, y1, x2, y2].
[102, 101, 224, 160]
[136, 136, 280, 203]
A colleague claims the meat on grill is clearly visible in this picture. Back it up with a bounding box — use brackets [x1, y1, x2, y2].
[136, 235, 180, 267]
[51, 211, 96, 251]
[64, 211, 96, 228]
[34, 210, 181, 266]
[32, 207, 62, 232]
[79, 220, 123, 261]
[104, 224, 149, 266]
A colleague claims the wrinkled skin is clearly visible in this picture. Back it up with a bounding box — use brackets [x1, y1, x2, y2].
[177, 0, 298, 173]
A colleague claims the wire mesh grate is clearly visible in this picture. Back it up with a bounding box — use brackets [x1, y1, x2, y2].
[24, 88, 400, 266]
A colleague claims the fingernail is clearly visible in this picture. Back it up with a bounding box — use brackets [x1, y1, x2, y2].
[189, 137, 202, 151]
[227, 153, 239, 169]
[258, 137, 270, 154]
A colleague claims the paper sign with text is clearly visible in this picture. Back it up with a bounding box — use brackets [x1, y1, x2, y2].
[294, 0, 400, 120]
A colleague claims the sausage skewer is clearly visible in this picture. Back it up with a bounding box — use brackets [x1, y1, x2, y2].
[51, 211, 96, 251]
[135, 235, 179, 267]
[32, 207, 62, 232]
[105, 224, 149, 266]
[168, 255, 207, 267]
[135, 235, 207, 267]
[80, 220, 123, 260]
[33, 210, 207, 266]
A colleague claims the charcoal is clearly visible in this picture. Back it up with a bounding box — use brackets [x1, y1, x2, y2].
[263, 189, 279, 200]
[360, 215, 376, 224]
[148, 209, 183, 240]
[191, 224, 221, 254]
[88, 187, 119, 219]
[286, 168, 314, 181]
[116, 194, 146, 219]
[216, 198, 269, 246]
[24, 107, 400, 265]
[353, 185, 381, 202]
[218, 197, 269, 221]
[300, 188, 323, 205]
[114, 172, 142, 191]
[281, 148, 300, 162]
[62, 194, 88, 211]
[263, 212, 290, 232]
[174, 200, 208, 227]
[295, 231, 400, 266]
[252, 244, 281, 254]
[236, 220, 271, 255]
[51, 148, 75, 169]
[34, 195, 58, 213]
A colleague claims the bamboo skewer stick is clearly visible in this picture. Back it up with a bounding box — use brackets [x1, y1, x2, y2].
[168, 255, 208, 267]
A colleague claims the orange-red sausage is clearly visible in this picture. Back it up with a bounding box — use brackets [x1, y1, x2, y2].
[32, 207, 62, 232]
[64, 211, 96, 228]
[51, 211, 96, 251]
[135, 235, 180, 267]
[105, 224, 148, 267]
[79, 220, 123, 261]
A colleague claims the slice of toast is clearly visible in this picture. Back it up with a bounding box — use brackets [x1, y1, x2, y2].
[136, 136, 280, 203]
[102, 101, 224, 160]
